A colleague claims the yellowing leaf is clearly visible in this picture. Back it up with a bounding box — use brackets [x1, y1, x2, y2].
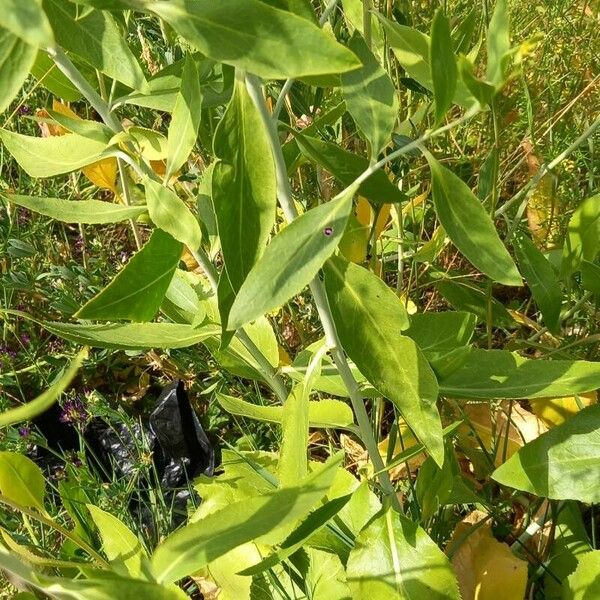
[52, 99, 79, 121]
[82, 157, 118, 192]
[355, 196, 391, 241]
[529, 391, 597, 428]
[458, 401, 547, 467]
[447, 510, 528, 600]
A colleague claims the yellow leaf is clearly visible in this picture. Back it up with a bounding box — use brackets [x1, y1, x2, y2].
[447, 510, 528, 600]
[529, 391, 597, 428]
[355, 196, 391, 241]
[278, 345, 292, 366]
[82, 157, 118, 192]
[52, 99, 79, 121]
[458, 401, 547, 467]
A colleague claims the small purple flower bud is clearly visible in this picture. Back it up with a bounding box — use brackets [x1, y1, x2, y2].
[18, 105, 31, 116]
[18, 426, 30, 438]
[324, 227, 333, 236]
[20, 333, 30, 345]
[59, 396, 89, 426]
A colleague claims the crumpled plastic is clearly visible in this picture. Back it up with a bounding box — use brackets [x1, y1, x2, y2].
[32, 380, 215, 530]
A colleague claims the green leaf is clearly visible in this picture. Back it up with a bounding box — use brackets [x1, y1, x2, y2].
[406, 311, 476, 353]
[144, 179, 201, 250]
[228, 187, 354, 330]
[564, 551, 600, 600]
[43, 0, 148, 92]
[486, 0, 510, 85]
[514, 233, 562, 333]
[0, 452, 45, 512]
[0, 348, 87, 428]
[377, 14, 474, 108]
[87, 504, 149, 580]
[238, 493, 352, 576]
[305, 548, 351, 600]
[0, 130, 108, 178]
[295, 133, 405, 205]
[341, 32, 398, 157]
[40, 320, 221, 349]
[346, 509, 461, 599]
[216, 393, 355, 429]
[76, 229, 182, 322]
[581, 260, 600, 295]
[433, 278, 514, 327]
[47, 109, 113, 144]
[457, 55, 495, 107]
[430, 10, 457, 125]
[212, 78, 276, 296]
[148, 0, 360, 80]
[5, 194, 147, 224]
[561, 194, 600, 279]
[0, 30, 36, 113]
[0, 0, 54, 47]
[426, 154, 521, 286]
[493, 404, 600, 503]
[165, 54, 202, 180]
[323, 253, 443, 466]
[30, 51, 82, 101]
[278, 385, 310, 486]
[440, 349, 600, 399]
[150, 453, 342, 583]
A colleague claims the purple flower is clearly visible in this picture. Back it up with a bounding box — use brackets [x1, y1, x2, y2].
[48, 338, 64, 353]
[59, 396, 89, 426]
[0, 343, 16, 359]
[18, 105, 31, 116]
[74, 235, 84, 253]
[18, 426, 30, 438]
[20, 333, 30, 345]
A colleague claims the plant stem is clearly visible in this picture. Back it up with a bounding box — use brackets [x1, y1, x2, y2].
[190, 249, 289, 403]
[271, 0, 340, 121]
[246, 74, 401, 511]
[363, 0, 372, 49]
[46, 47, 122, 133]
[0, 494, 109, 568]
[47, 44, 288, 405]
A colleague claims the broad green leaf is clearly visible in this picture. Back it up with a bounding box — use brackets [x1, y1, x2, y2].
[433, 278, 514, 327]
[86, 504, 148, 580]
[150, 453, 342, 583]
[430, 10, 457, 125]
[440, 349, 600, 399]
[561, 194, 600, 279]
[0, 30, 36, 113]
[212, 78, 276, 299]
[162, 269, 203, 324]
[40, 321, 220, 349]
[0, 0, 54, 47]
[0, 348, 87, 427]
[295, 133, 405, 205]
[126, 126, 168, 160]
[263, 0, 316, 21]
[43, 0, 148, 92]
[30, 51, 82, 101]
[545, 502, 591, 600]
[0, 130, 107, 178]
[346, 509, 461, 599]
[458, 55, 495, 106]
[377, 15, 474, 108]
[305, 548, 351, 600]
[514, 233, 562, 333]
[165, 54, 202, 180]
[564, 551, 600, 600]
[144, 179, 201, 250]
[216, 393, 355, 429]
[426, 154, 521, 286]
[0, 452, 45, 512]
[581, 260, 600, 295]
[238, 493, 352, 576]
[406, 311, 476, 353]
[493, 404, 600, 503]
[148, 0, 360, 79]
[47, 109, 113, 144]
[341, 32, 398, 156]
[324, 253, 444, 466]
[486, 0, 510, 85]
[278, 384, 310, 486]
[76, 229, 182, 322]
[341, 0, 386, 62]
[6, 195, 147, 224]
[37, 574, 189, 600]
[228, 188, 354, 330]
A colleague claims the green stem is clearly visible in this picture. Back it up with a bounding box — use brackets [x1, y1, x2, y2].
[363, 0, 372, 49]
[246, 74, 401, 511]
[0, 494, 109, 568]
[48, 44, 289, 406]
[190, 249, 289, 403]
